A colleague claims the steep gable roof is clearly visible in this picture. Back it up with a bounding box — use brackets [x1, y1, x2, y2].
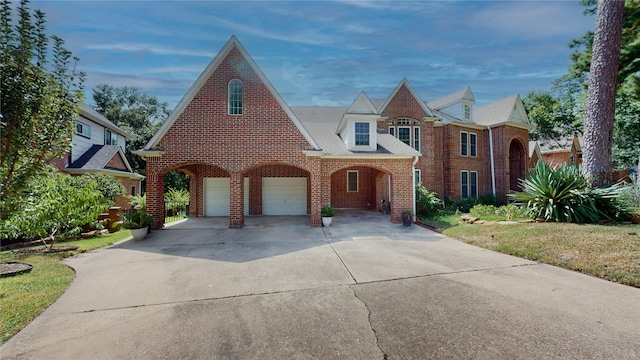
[142, 36, 320, 151]
[69, 144, 132, 172]
[474, 94, 531, 128]
[336, 91, 381, 134]
[378, 78, 434, 117]
[427, 86, 474, 110]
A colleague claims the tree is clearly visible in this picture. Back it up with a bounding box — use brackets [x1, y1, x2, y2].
[0, 0, 85, 214]
[522, 91, 578, 141]
[582, 0, 625, 186]
[568, 0, 640, 90]
[2, 168, 106, 248]
[91, 84, 170, 176]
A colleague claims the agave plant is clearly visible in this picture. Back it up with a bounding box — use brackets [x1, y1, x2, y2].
[509, 161, 628, 223]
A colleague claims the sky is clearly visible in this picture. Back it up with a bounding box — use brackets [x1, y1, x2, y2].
[29, 0, 596, 109]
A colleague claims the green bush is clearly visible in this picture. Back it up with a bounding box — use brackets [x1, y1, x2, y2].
[469, 204, 498, 219]
[496, 204, 529, 221]
[0, 169, 107, 247]
[165, 188, 189, 212]
[509, 161, 629, 223]
[619, 174, 640, 209]
[415, 184, 443, 216]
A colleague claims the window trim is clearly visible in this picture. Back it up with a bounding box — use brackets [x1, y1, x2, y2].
[414, 127, 420, 152]
[469, 132, 477, 157]
[460, 131, 468, 156]
[463, 104, 471, 120]
[104, 129, 118, 146]
[397, 126, 411, 147]
[470, 171, 478, 198]
[347, 170, 359, 192]
[228, 79, 243, 115]
[354, 122, 370, 146]
[414, 169, 421, 185]
[461, 170, 478, 199]
[461, 170, 469, 199]
[76, 121, 90, 138]
[131, 186, 136, 197]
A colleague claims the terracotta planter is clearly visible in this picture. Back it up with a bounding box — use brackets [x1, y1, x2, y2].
[322, 216, 333, 227]
[130, 227, 149, 240]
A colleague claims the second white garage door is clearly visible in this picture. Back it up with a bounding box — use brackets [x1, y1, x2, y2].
[262, 177, 307, 215]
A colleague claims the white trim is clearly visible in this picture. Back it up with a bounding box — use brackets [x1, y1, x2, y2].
[347, 170, 359, 192]
[461, 170, 469, 199]
[414, 169, 421, 184]
[470, 170, 478, 198]
[228, 79, 243, 115]
[469, 132, 477, 157]
[460, 131, 468, 156]
[65, 168, 145, 180]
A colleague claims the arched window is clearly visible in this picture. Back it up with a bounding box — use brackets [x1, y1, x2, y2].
[228, 79, 243, 115]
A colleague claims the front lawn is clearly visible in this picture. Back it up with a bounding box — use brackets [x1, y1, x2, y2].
[0, 230, 132, 344]
[442, 222, 640, 288]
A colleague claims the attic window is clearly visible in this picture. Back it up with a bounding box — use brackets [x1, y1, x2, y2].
[228, 79, 243, 115]
[464, 104, 471, 120]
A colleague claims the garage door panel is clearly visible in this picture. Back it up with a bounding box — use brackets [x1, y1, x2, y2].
[263, 177, 306, 215]
[204, 178, 230, 216]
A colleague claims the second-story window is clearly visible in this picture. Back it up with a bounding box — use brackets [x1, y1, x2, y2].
[355, 122, 370, 146]
[228, 79, 243, 115]
[460, 131, 477, 157]
[388, 118, 420, 151]
[464, 104, 471, 120]
[105, 129, 118, 145]
[76, 121, 90, 138]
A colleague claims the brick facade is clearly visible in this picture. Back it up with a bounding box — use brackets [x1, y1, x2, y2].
[140, 37, 529, 229]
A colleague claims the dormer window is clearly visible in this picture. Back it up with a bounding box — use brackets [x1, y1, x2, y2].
[464, 104, 471, 120]
[355, 122, 370, 146]
[228, 79, 243, 115]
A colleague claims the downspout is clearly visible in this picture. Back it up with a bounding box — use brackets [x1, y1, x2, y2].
[412, 155, 419, 221]
[388, 174, 391, 211]
[488, 126, 496, 197]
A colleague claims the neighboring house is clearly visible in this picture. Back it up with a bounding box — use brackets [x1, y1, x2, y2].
[529, 141, 543, 170]
[136, 36, 531, 229]
[538, 134, 582, 167]
[53, 104, 145, 208]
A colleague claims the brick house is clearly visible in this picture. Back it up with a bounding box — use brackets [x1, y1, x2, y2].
[136, 36, 531, 229]
[53, 104, 144, 208]
[538, 134, 582, 167]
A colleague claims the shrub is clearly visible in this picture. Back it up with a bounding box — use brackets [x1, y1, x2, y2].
[619, 174, 640, 209]
[469, 204, 498, 219]
[509, 161, 629, 223]
[165, 188, 189, 213]
[415, 184, 443, 216]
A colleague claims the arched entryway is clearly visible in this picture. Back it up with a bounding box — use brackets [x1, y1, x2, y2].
[329, 166, 390, 211]
[509, 139, 526, 191]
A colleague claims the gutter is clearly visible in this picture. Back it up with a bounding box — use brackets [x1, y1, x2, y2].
[412, 156, 419, 221]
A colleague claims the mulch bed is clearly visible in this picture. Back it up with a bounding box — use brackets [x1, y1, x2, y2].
[16, 246, 79, 254]
[0, 262, 34, 277]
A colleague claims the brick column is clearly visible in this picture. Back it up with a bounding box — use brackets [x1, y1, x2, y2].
[309, 171, 322, 227]
[229, 172, 244, 228]
[390, 169, 413, 224]
[146, 162, 165, 229]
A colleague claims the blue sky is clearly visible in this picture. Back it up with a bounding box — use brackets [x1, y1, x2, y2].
[31, 0, 596, 108]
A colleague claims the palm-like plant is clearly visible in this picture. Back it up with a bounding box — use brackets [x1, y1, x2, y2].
[509, 161, 628, 223]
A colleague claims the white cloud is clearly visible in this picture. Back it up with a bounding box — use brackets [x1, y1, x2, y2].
[85, 43, 217, 58]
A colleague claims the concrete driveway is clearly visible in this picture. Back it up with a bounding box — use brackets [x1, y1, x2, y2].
[2, 211, 639, 359]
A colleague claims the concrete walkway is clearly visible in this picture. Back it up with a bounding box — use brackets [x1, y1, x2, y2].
[2, 211, 639, 359]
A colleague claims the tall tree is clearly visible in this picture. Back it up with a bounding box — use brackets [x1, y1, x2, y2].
[0, 0, 85, 214]
[582, 0, 625, 186]
[522, 91, 578, 141]
[91, 84, 170, 175]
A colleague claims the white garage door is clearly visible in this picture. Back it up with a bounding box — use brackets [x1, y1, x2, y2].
[262, 177, 307, 215]
[204, 178, 230, 216]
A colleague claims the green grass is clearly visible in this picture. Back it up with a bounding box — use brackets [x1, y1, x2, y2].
[443, 222, 640, 288]
[0, 230, 131, 344]
[418, 209, 460, 230]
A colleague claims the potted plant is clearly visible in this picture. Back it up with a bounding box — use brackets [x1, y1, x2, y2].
[401, 209, 413, 226]
[321, 205, 335, 227]
[121, 210, 153, 240]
